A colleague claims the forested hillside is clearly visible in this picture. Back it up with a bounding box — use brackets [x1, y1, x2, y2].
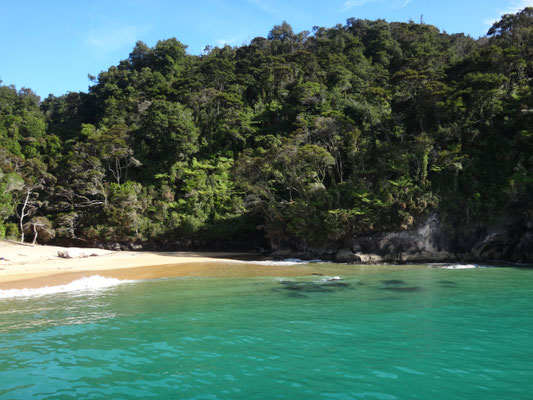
[1, 9, 532, 254]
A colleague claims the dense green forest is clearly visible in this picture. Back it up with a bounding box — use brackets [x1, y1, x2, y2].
[1, 9, 532, 252]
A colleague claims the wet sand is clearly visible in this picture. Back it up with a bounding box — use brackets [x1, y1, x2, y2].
[0, 261, 329, 290]
[0, 240, 272, 289]
[0, 241, 407, 291]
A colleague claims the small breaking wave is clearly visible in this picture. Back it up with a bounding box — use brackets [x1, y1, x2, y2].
[441, 264, 478, 269]
[224, 258, 309, 266]
[242, 258, 326, 266]
[317, 276, 342, 282]
[246, 258, 310, 266]
[0, 275, 133, 299]
[431, 263, 491, 269]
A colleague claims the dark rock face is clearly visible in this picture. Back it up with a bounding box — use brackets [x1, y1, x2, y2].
[460, 221, 533, 263]
[516, 231, 533, 261]
[338, 214, 454, 263]
[56, 213, 533, 264]
[333, 214, 533, 264]
[335, 249, 361, 263]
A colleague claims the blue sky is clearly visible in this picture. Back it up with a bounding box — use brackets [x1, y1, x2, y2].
[1, 0, 531, 99]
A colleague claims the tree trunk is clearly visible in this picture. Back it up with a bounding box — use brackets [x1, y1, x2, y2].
[19, 190, 31, 243]
[32, 223, 38, 245]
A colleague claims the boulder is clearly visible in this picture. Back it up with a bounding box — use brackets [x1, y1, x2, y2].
[335, 249, 358, 263]
[354, 253, 384, 263]
[335, 249, 384, 264]
[57, 248, 92, 259]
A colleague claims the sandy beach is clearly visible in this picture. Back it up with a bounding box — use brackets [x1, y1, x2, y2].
[0, 240, 332, 290]
[0, 240, 269, 290]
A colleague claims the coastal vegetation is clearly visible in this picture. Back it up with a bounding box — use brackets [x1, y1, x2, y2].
[0, 8, 532, 254]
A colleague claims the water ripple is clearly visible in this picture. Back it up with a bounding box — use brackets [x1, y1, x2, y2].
[1, 268, 532, 399]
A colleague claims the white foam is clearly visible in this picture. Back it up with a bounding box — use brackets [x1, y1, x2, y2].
[225, 258, 327, 266]
[0, 275, 133, 299]
[246, 258, 310, 266]
[440, 264, 478, 269]
[317, 276, 342, 283]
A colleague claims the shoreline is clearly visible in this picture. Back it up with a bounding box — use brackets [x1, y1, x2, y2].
[0, 240, 264, 290]
[0, 261, 332, 290]
[2, 240, 524, 291]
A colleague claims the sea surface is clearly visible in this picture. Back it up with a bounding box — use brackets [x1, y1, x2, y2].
[1, 262, 532, 399]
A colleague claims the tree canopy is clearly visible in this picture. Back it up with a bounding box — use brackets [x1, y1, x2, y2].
[1, 9, 532, 251]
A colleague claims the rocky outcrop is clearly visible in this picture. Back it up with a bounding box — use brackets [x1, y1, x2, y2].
[332, 214, 533, 264]
[52, 214, 533, 264]
[336, 214, 454, 263]
[517, 231, 533, 261]
[334, 250, 384, 263]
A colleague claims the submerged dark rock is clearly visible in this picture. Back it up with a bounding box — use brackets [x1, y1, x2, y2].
[382, 286, 422, 292]
[380, 280, 406, 285]
[437, 280, 459, 288]
[323, 281, 351, 288]
[279, 281, 332, 292]
[279, 280, 298, 285]
[287, 292, 308, 298]
[378, 279, 421, 292]
[437, 280, 457, 285]
[277, 278, 351, 294]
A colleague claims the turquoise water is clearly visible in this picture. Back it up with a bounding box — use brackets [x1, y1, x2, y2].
[1, 264, 533, 399]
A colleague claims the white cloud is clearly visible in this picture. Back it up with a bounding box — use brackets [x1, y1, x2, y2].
[341, 0, 378, 12]
[216, 35, 248, 47]
[86, 26, 146, 53]
[246, 0, 278, 17]
[399, 0, 412, 8]
[484, 0, 533, 26]
[340, 0, 412, 12]
[482, 18, 497, 27]
[505, 0, 533, 13]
